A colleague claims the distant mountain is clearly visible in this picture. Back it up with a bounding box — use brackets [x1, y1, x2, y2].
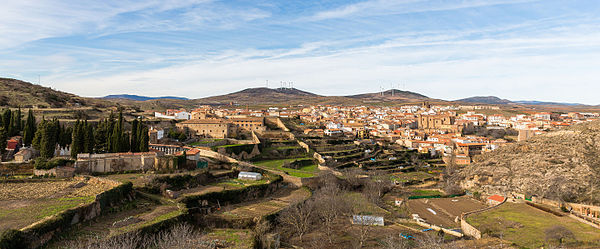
[513, 100, 584, 106]
[102, 94, 189, 101]
[347, 89, 432, 103]
[457, 96, 513, 105]
[195, 87, 355, 105]
[0, 78, 108, 108]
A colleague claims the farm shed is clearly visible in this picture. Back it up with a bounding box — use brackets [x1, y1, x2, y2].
[238, 171, 263, 181]
[352, 215, 384, 226]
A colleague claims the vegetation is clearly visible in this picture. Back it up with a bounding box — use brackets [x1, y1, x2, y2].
[467, 202, 600, 248]
[33, 157, 74, 170]
[254, 158, 318, 178]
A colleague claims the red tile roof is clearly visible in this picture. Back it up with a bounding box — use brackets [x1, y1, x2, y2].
[487, 194, 505, 203]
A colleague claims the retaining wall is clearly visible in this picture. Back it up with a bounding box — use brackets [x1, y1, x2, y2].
[0, 178, 134, 249]
[460, 197, 507, 239]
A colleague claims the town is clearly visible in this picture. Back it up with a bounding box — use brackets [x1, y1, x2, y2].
[2, 91, 600, 248]
[2, 1, 599, 248]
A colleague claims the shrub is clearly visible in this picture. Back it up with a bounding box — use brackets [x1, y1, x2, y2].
[0, 229, 27, 249]
[34, 157, 74, 170]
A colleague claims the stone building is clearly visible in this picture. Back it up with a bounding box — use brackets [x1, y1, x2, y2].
[176, 119, 235, 138]
[75, 152, 157, 173]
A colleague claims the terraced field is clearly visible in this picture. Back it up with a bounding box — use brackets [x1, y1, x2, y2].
[0, 178, 117, 232]
[217, 188, 311, 219]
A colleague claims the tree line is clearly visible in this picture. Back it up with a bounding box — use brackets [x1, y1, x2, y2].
[0, 108, 149, 159]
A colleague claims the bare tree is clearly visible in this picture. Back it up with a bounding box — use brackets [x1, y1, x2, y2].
[313, 184, 349, 243]
[545, 225, 575, 246]
[153, 223, 214, 249]
[415, 233, 445, 249]
[352, 215, 378, 248]
[253, 218, 274, 249]
[381, 234, 411, 249]
[278, 199, 315, 242]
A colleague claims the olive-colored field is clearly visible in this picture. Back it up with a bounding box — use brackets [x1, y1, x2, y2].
[0, 179, 116, 232]
[467, 202, 600, 248]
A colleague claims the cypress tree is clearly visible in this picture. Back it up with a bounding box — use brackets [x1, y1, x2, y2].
[38, 119, 58, 158]
[32, 118, 45, 151]
[23, 109, 36, 146]
[1, 109, 10, 132]
[15, 107, 22, 133]
[130, 119, 139, 152]
[110, 124, 120, 153]
[140, 126, 149, 152]
[70, 120, 81, 158]
[84, 121, 95, 153]
[0, 127, 7, 155]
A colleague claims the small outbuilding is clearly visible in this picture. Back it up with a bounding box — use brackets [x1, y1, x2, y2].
[487, 194, 506, 206]
[238, 171, 263, 181]
[352, 215, 384, 226]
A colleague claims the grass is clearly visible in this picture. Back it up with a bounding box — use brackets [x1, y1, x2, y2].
[216, 178, 268, 187]
[467, 202, 600, 248]
[204, 229, 253, 249]
[0, 196, 97, 232]
[253, 158, 318, 178]
[411, 189, 444, 196]
[345, 192, 389, 216]
[391, 172, 435, 183]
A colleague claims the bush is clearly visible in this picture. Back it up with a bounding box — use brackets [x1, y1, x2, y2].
[34, 157, 74, 170]
[0, 229, 27, 249]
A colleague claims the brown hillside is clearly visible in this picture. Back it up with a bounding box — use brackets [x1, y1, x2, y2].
[0, 78, 108, 108]
[458, 120, 600, 205]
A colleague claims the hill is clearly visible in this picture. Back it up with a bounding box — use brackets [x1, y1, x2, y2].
[0, 78, 108, 108]
[102, 94, 188, 101]
[456, 96, 513, 105]
[346, 89, 431, 103]
[457, 121, 600, 204]
[195, 87, 354, 105]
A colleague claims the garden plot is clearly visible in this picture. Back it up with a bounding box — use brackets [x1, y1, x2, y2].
[45, 198, 182, 248]
[218, 188, 311, 219]
[407, 196, 485, 228]
[467, 202, 600, 248]
[0, 178, 117, 232]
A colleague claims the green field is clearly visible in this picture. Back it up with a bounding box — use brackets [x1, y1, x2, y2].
[467, 202, 600, 248]
[411, 189, 444, 196]
[253, 158, 318, 178]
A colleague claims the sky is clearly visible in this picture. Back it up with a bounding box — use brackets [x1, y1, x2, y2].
[1, 0, 599, 104]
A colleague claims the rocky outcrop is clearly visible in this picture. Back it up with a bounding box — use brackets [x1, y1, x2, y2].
[457, 121, 600, 205]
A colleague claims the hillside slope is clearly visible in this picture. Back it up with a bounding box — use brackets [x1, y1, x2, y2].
[457, 96, 513, 105]
[195, 87, 355, 105]
[0, 78, 107, 108]
[458, 121, 600, 204]
[347, 89, 431, 103]
[102, 94, 188, 101]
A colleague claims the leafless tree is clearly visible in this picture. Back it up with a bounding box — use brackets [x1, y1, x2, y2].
[415, 233, 445, 249]
[313, 184, 349, 243]
[278, 199, 315, 242]
[153, 223, 214, 249]
[253, 218, 274, 249]
[545, 225, 575, 246]
[352, 215, 378, 248]
[381, 234, 411, 249]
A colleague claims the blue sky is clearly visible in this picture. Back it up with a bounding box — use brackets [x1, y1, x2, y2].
[1, 0, 600, 104]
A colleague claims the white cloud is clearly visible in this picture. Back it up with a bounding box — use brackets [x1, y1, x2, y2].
[308, 0, 537, 21]
[50, 27, 600, 104]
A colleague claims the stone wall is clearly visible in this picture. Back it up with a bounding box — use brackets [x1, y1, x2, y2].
[0, 178, 133, 248]
[75, 153, 157, 173]
[460, 197, 507, 239]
